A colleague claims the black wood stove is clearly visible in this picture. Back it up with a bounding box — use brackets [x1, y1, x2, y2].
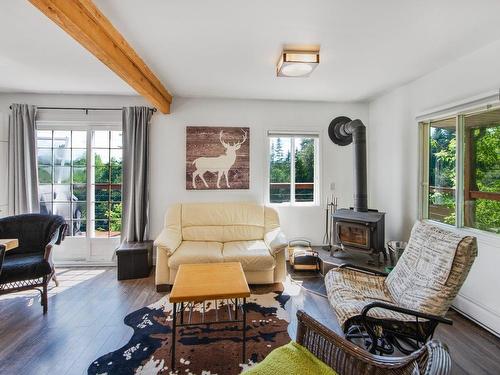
[328, 116, 386, 261]
[331, 208, 385, 260]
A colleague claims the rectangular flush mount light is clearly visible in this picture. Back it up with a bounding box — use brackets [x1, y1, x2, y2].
[277, 50, 320, 77]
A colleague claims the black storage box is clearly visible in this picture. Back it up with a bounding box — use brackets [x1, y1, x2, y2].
[116, 241, 153, 280]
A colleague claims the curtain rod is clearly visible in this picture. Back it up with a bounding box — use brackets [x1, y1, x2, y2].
[9, 105, 157, 113]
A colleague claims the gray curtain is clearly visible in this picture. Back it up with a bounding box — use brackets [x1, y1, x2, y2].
[122, 106, 152, 242]
[8, 103, 39, 214]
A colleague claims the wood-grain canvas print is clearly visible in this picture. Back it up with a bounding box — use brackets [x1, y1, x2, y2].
[186, 126, 250, 190]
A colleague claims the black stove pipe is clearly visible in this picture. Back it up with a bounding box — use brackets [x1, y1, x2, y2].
[328, 116, 368, 212]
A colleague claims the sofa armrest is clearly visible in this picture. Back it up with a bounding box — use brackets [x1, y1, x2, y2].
[264, 228, 287, 256]
[154, 228, 182, 255]
[44, 223, 68, 264]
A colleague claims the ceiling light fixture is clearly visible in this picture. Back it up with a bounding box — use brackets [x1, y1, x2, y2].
[277, 50, 320, 78]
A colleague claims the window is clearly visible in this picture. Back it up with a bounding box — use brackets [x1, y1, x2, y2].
[420, 107, 500, 234]
[426, 118, 457, 225]
[268, 132, 319, 205]
[463, 109, 500, 232]
[37, 129, 123, 238]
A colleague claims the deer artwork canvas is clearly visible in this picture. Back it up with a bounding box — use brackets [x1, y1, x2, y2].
[186, 126, 250, 190]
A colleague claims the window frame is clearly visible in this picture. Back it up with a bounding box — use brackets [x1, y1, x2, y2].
[418, 99, 500, 237]
[36, 120, 122, 239]
[266, 130, 321, 207]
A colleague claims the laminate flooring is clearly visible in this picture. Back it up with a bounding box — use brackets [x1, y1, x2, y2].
[0, 267, 498, 375]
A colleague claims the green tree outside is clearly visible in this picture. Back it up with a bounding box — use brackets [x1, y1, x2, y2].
[295, 138, 315, 202]
[429, 123, 499, 233]
[93, 152, 122, 235]
[269, 137, 315, 203]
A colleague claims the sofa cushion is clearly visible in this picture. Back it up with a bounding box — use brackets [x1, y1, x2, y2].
[0, 253, 53, 283]
[182, 225, 264, 243]
[168, 241, 223, 269]
[223, 240, 275, 271]
[181, 203, 265, 242]
[182, 202, 265, 227]
[264, 206, 280, 233]
[0, 214, 66, 255]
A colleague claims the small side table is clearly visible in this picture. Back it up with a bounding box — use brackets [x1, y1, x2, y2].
[116, 241, 153, 280]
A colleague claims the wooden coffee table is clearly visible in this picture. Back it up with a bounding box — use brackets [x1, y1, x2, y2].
[169, 262, 251, 370]
[0, 239, 19, 252]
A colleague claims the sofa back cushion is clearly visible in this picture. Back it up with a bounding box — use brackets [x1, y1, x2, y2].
[385, 221, 478, 317]
[0, 214, 66, 255]
[181, 202, 265, 242]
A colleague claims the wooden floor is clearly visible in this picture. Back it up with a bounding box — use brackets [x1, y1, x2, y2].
[0, 267, 498, 375]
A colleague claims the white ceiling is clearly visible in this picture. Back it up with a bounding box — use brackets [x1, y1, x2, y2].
[1, 0, 500, 102]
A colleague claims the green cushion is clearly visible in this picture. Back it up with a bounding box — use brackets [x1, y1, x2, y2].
[242, 341, 337, 375]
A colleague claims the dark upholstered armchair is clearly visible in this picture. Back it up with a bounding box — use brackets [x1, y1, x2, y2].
[0, 214, 67, 313]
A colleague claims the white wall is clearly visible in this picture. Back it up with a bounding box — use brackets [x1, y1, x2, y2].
[0, 93, 368, 260]
[368, 39, 500, 335]
[149, 98, 368, 243]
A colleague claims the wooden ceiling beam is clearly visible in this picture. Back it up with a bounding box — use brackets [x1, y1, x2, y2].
[28, 0, 172, 113]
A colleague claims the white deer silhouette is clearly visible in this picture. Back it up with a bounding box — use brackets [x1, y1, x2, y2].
[192, 129, 247, 189]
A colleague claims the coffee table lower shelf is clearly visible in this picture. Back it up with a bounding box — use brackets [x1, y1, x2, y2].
[171, 298, 247, 371]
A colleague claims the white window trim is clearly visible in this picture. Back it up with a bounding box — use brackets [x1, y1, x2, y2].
[265, 129, 321, 207]
[35, 120, 122, 241]
[417, 90, 500, 239]
[415, 89, 500, 121]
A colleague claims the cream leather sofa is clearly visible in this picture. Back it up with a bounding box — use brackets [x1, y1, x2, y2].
[154, 202, 288, 290]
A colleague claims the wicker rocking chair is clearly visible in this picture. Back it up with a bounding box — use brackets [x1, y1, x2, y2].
[0, 214, 67, 313]
[296, 310, 451, 375]
[325, 221, 477, 355]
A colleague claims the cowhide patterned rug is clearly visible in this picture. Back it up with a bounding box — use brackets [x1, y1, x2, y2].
[88, 291, 291, 375]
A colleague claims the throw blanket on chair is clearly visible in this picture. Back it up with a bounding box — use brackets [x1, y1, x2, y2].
[385, 221, 477, 317]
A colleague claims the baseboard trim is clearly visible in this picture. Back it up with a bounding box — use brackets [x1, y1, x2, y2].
[54, 262, 116, 267]
[452, 294, 500, 338]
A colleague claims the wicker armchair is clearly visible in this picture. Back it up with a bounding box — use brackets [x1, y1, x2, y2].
[325, 221, 477, 355]
[0, 214, 67, 313]
[297, 310, 451, 375]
